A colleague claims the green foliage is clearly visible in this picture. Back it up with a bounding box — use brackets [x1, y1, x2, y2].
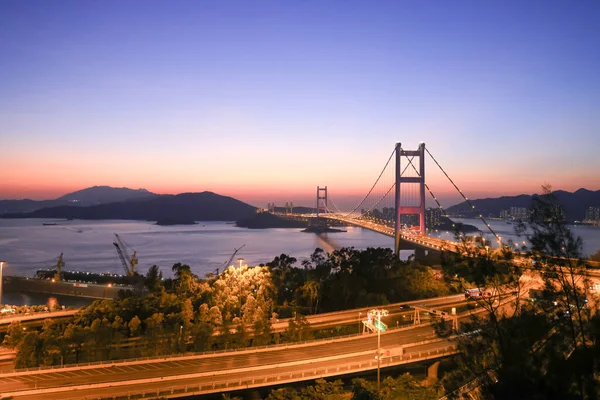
[441, 186, 600, 399]
[265, 375, 435, 400]
[285, 313, 313, 342]
[271, 247, 452, 315]
[145, 265, 163, 293]
[11, 247, 453, 368]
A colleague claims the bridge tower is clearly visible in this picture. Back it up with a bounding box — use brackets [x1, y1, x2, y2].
[316, 186, 328, 220]
[394, 142, 426, 255]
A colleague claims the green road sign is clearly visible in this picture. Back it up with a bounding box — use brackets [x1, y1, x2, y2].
[374, 319, 387, 332]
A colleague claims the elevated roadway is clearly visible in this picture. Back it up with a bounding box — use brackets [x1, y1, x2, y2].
[0, 309, 80, 332]
[0, 322, 454, 399]
[0, 295, 515, 399]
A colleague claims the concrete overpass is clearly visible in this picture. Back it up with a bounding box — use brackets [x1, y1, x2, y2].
[0, 322, 456, 399]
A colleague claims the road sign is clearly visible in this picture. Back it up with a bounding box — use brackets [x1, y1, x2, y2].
[374, 319, 387, 332]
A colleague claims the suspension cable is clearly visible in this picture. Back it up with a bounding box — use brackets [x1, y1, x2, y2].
[360, 182, 396, 217]
[343, 148, 396, 218]
[401, 150, 449, 219]
[424, 147, 500, 241]
[328, 197, 343, 214]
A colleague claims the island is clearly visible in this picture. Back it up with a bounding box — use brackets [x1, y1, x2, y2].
[236, 212, 308, 229]
[155, 217, 198, 226]
[437, 216, 479, 233]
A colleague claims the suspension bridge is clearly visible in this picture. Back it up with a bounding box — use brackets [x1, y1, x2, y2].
[276, 142, 502, 260]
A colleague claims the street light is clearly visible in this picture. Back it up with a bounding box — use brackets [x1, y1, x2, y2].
[358, 312, 362, 334]
[0, 260, 4, 306]
[369, 308, 388, 393]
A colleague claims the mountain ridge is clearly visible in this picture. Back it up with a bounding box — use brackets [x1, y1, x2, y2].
[446, 188, 600, 222]
[0, 186, 157, 214]
[1, 191, 258, 223]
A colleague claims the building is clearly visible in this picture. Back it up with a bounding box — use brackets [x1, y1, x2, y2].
[426, 207, 443, 229]
[585, 207, 600, 222]
[500, 207, 530, 221]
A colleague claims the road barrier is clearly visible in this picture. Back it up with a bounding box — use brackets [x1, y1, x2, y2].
[0, 344, 458, 399]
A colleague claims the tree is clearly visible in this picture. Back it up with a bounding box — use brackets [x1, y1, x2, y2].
[440, 185, 599, 399]
[516, 185, 597, 398]
[129, 315, 141, 336]
[285, 313, 312, 342]
[192, 303, 213, 351]
[299, 280, 321, 314]
[145, 265, 163, 293]
[172, 263, 196, 294]
[2, 321, 26, 348]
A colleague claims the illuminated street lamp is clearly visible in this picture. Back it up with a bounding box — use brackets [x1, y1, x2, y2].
[369, 308, 388, 393]
[0, 260, 4, 305]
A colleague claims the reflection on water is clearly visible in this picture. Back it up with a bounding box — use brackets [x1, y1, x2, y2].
[315, 233, 338, 254]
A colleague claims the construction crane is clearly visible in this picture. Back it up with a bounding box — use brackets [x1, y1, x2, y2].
[54, 253, 65, 282]
[223, 245, 245, 270]
[113, 233, 138, 276]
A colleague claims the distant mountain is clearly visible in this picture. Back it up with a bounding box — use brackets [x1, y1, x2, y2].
[0, 186, 157, 214]
[446, 188, 600, 222]
[1, 191, 257, 222]
[56, 186, 156, 205]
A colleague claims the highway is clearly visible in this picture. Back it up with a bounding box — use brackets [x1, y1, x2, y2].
[271, 293, 466, 332]
[0, 309, 80, 326]
[0, 321, 449, 399]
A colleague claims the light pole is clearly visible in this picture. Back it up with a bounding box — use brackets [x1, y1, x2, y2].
[369, 308, 388, 393]
[0, 260, 5, 306]
[236, 258, 245, 316]
[179, 325, 184, 350]
[358, 312, 362, 334]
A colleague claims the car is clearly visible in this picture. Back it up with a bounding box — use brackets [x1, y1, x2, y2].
[430, 309, 448, 317]
[1, 307, 15, 314]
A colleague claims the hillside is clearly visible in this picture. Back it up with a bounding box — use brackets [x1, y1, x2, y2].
[56, 186, 156, 205]
[1, 192, 257, 222]
[0, 186, 157, 214]
[446, 188, 600, 222]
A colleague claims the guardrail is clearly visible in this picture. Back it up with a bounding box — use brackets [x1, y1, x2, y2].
[2, 293, 508, 376]
[2, 294, 498, 376]
[0, 344, 458, 399]
[2, 319, 441, 375]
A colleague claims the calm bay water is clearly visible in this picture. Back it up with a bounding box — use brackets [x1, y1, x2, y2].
[0, 219, 396, 279]
[1, 218, 598, 280]
[435, 218, 600, 257]
[1, 218, 599, 307]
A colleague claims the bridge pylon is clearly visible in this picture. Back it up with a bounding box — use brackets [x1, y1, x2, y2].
[316, 186, 328, 221]
[394, 142, 426, 256]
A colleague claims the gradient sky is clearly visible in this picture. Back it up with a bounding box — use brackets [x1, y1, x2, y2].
[1, 0, 599, 209]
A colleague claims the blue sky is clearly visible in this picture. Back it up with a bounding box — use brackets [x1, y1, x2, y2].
[1, 0, 599, 208]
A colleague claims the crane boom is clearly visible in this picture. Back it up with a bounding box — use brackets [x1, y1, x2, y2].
[224, 245, 245, 269]
[113, 233, 137, 276]
[113, 242, 130, 276]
